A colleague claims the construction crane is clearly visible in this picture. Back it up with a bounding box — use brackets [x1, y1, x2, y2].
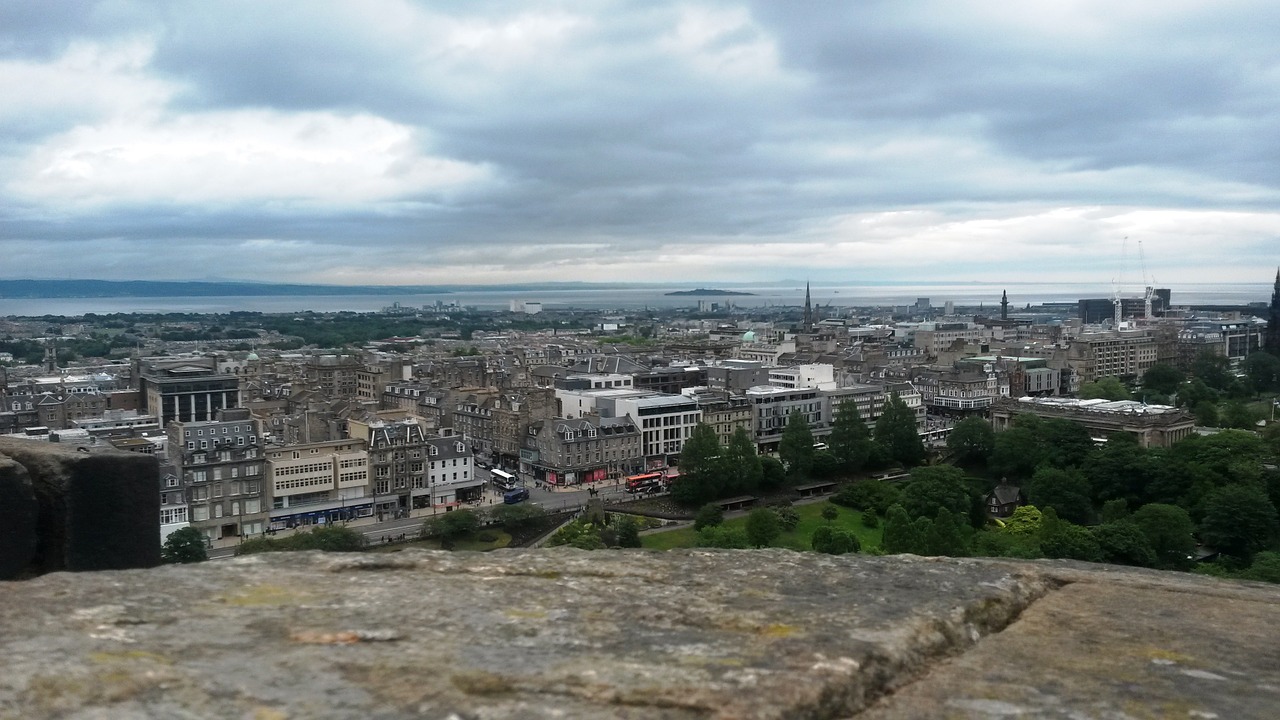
[1112, 237, 1127, 327]
[1138, 240, 1155, 319]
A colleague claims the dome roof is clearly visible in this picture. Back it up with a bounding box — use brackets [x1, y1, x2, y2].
[246, 352, 260, 361]
[741, 330, 756, 342]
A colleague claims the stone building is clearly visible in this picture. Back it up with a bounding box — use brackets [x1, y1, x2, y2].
[304, 354, 362, 399]
[990, 397, 1195, 448]
[411, 435, 483, 511]
[1066, 329, 1158, 383]
[136, 356, 241, 426]
[264, 437, 370, 530]
[522, 415, 642, 485]
[165, 408, 267, 543]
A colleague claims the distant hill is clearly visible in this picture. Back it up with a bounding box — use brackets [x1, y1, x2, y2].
[0, 280, 443, 298]
[0, 279, 660, 298]
[664, 288, 756, 296]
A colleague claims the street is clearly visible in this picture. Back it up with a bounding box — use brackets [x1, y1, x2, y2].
[206, 479, 647, 559]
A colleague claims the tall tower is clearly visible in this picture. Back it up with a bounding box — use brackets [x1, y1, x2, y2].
[1267, 267, 1280, 356]
[803, 282, 813, 332]
[1000, 290, 1009, 321]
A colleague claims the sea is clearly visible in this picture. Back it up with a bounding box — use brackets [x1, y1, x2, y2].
[0, 283, 1270, 317]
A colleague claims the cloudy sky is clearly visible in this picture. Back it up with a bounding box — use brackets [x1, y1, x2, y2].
[2, 1, 1278, 287]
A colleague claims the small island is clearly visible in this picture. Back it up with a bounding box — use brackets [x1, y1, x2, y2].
[664, 288, 756, 296]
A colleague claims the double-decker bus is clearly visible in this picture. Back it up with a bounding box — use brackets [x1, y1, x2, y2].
[625, 471, 665, 494]
[490, 468, 518, 491]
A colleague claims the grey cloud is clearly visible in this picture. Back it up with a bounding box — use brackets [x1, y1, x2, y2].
[1, 1, 1278, 283]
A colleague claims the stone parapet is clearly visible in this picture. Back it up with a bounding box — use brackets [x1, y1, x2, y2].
[0, 437, 160, 578]
[0, 550, 1275, 718]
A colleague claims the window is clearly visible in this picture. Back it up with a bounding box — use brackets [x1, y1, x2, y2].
[200, 440, 207, 450]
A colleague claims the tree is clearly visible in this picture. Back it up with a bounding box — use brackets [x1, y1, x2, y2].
[1130, 503, 1197, 570]
[812, 526, 860, 555]
[694, 503, 725, 531]
[1142, 363, 1185, 396]
[811, 450, 840, 478]
[1222, 401, 1259, 430]
[1242, 351, 1280, 393]
[874, 393, 925, 467]
[1241, 552, 1280, 584]
[1199, 485, 1279, 560]
[1092, 522, 1157, 567]
[745, 508, 782, 548]
[1180, 378, 1219, 409]
[1079, 376, 1131, 401]
[900, 465, 972, 520]
[832, 479, 902, 514]
[436, 509, 480, 540]
[1038, 508, 1103, 562]
[672, 423, 726, 506]
[547, 519, 606, 550]
[1026, 466, 1094, 525]
[989, 420, 1044, 480]
[615, 517, 642, 548]
[1100, 499, 1130, 524]
[778, 410, 816, 481]
[821, 504, 840, 522]
[1001, 505, 1043, 536]
[161, 527, 208, 564]
[1039, 418, 1097, 469]
[881, 504, 925, 554]
[771, 503, 800, 531]
[492, 504, 549, 535]
[759, 455, 786, 491]
[1191, 351, 1233, 391]
[925, 507, 969, 557]
[1193, 401, 1219, 427]
[724, 426, 763, 495]
[946, 417, 995, 467]
[828, 400, 873, 473]
[1085, 436, 1150, 506]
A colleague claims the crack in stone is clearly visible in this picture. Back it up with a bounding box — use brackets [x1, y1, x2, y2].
[833, 573, 1072, 719]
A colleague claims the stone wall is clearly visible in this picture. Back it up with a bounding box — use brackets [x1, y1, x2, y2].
[1, 550, 1276, 719]
[0, 437, 160, 579]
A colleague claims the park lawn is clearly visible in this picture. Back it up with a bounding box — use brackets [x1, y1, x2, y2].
[641, 525, 700, 550]
[641, 502, 882, 552]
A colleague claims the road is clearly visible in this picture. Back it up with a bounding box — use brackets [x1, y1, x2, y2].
[206, 480, 651, 559]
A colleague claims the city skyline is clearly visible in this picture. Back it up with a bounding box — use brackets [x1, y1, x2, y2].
[2, 2, 1279, 286]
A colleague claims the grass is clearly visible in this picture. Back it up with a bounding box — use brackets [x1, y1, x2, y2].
[368, 530, 512, 553]
[640, 502, 883, 552]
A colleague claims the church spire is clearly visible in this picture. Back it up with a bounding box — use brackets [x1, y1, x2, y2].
[803, 282, 813, 331]
[1267, 267, 1280, 356]
[1000, 289, 1009, 321]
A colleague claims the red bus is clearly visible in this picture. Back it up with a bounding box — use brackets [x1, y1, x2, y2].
[625, 472, 664, 493]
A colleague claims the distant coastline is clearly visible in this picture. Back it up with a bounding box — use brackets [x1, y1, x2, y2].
[664, 288, 756, 297]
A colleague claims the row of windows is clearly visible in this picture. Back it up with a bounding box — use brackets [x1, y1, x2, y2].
[184, 424, 253, 437]
[274, 476, 331, 491]
[187, 465, 261, 482]
[186, 435, 254, 450]
[190, 498, 263, 521]
[274, 463, 332, 477]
